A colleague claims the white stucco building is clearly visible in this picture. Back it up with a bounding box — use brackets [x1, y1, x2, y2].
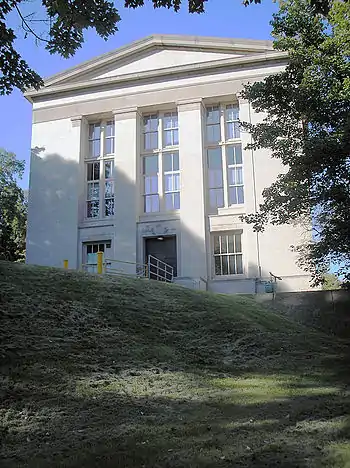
[25, 34, 312, 293]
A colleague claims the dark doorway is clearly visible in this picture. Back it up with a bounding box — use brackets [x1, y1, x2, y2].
[145, 235, 177, 280]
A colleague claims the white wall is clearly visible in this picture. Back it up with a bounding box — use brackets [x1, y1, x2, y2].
[26, 118, 82, 268]
[178, 100, 208, 278]
[96, 49, 240, 79]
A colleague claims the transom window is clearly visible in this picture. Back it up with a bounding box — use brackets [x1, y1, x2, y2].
[141, 112, 180, 213]
[205, 103, 244, 209]
[85, 121, 115, 219]
[213, 232, 243, 276]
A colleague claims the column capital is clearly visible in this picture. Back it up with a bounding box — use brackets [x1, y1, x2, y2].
[177, 98, 203, 111]
[113, 106, 141, 120]
[71, 115, 88, 128]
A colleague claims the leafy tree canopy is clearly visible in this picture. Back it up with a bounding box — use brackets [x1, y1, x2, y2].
[322, 273, 342, 290]
[0, 149, 27, 261]
[241, 0, 350, 285]
[0, 0, 334, 95]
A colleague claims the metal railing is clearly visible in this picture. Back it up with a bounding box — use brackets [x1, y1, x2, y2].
[81, 259, 148, 278]
[104, 258, 148, 278]
[147, 255, 174, 283]
[80, 253, 174, 283]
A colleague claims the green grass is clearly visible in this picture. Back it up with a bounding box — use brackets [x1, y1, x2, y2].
[1, 261, 349, 467]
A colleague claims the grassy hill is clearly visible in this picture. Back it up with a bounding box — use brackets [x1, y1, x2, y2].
[1, 261, 349, 467]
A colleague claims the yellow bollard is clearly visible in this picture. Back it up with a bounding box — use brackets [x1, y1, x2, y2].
[63, 259, 68, 269]
[97, 251, 103, 274]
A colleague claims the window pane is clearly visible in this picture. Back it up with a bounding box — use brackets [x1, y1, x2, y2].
[93, 162, 100, 180]
[226, 122, 240, 139]
[93, 244, 98, 253]
[87, 200, 99, 218]
[236, 254, 243, 274]
[208, 148, 222, 169]
[163, 129, 179, 147]
[173, 192, 180, 210]
[89, 139, 100, 158]
[222, 256, 229, 275]
[164, 174, 173, 192]
[209, 169, 223, 189]
[105, 181, 114, 198]
[209, 188, 224, 208]
[106, 121, 114, 137]
[214, 256, 222, 275]
[144, 133, 158, 150]
[88, 183, 99, 200]
[227, 235, 234, 254]
[235, 233, 242, 253]
[145, 194, 159, 213]
[235, 145, 242, 164]
[172, 129, 179, 146]
[163, 153, 172, 171]
[143, 155, 158, 175]
[145, 175, 158, 194]
[237, 186, 244, 204]
[206, 106, 220, 124]
[104, 161, 113, 179]
[173, 173, 180, 191]
[87, 163, 93, 181]
[173, 152, 179, 171]
[105, 198, 114, 217]
[105, 137, 114, 155]
[163, 152, 179, 171]
[228, 255, 236, 275]
[229, 187, 238, 205]
[228, 167, 243, 185]
[144, 115, 158, 132]
[220, 235, 228, 254]
[227, 145, 243, 165]
[206, 124, 220, 143]
[226, 105, 239, 122]
[213, 235, 220, 254]
[89, 124, 101, 140]
[164, 113, 178, 129]
[98, 244, 105, 252]
[87, 245, 92, 254]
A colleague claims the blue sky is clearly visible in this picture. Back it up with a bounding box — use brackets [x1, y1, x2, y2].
[0, 0, 278, 189]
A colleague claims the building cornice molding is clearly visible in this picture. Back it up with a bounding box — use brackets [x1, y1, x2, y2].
[25, 51, 287, 102]
[34, 34, 276, 89]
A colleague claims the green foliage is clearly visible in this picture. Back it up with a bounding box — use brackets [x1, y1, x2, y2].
[0, 0, 272, 95]
[241, 0, 350, 285]
[322, 272, 342, 290]
[0, 149, 27, 261]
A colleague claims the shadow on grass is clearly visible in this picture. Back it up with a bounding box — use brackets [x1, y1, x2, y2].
[2, 378, 350, 468]
[1, 262, 350, 467]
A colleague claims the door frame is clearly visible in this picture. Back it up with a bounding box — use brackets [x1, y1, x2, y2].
[144, 234, 178, 276]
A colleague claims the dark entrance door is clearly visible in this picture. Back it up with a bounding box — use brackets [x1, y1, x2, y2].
[145, 236, 177, 280]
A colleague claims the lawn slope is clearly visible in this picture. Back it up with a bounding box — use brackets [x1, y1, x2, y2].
[1, 261, 349, 467]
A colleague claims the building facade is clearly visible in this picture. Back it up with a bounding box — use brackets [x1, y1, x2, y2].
[26, 34, 312, 293]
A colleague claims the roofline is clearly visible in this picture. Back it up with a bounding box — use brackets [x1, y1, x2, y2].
[27, 34, 275, 92]
[25, 50, 286, 103]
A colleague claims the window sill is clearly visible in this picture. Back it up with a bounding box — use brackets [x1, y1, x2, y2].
[211, 274, 247, 282]
[79, 218, 115, 228]
[217, 205, 245, 215]
[139, 211, 180, 223]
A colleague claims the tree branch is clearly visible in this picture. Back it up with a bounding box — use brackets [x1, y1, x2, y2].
[15, 5, 49, 43]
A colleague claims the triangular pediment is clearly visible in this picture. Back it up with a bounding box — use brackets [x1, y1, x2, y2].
[42, 34, 276, 88]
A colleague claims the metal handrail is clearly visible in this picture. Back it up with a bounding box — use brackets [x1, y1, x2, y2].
[82, 258, 148, 278]
[147, 254, 174, 282]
